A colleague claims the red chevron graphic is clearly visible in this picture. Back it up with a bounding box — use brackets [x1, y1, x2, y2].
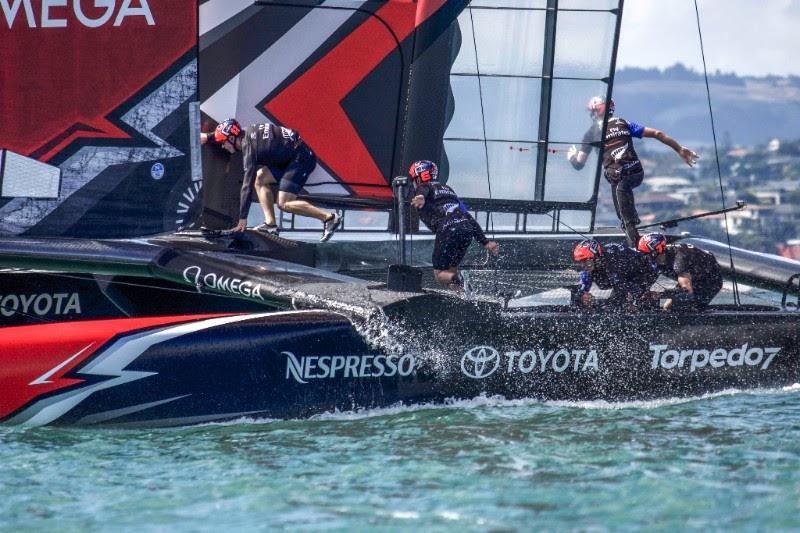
[0, 0, 196, 161]
[0, 314, 230, 420]
[265, 1, 447, 199]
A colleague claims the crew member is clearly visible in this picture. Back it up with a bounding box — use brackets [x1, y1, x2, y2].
[637, 233, 722, 311]
[567, 97, 698, 246]
[573, 239, 658, 309]
[202, 119, 342, 242]
[408, 160, 499, 291]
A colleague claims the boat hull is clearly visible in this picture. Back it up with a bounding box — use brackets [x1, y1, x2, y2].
[2, 307, 798, 426]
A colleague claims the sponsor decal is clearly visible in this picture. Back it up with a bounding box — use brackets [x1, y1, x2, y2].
[182, 266, 264, 301]
[2, 0, 155, 29]
[150, 162, 165, 180]
[174, 180, 202, 230]
[610, 145, 628, 161]
[0, 293, 81, 317]
[284, 352, 416, 384]
[0, 313, 228, 423]
[461, 346, 599, 379]
[461, 346, 500, 379]
[650, 344, 780, 372]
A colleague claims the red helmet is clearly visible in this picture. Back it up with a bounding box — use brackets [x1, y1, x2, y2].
[637, 233, 668, 255]
[408, 160, 439, 183]
[587, 96, 614, 120]
[573, 239, 603, 262]
[213, 118, 242, 145]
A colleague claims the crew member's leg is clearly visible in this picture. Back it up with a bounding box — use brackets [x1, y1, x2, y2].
[255, 167, 278, 227]
[432, 223, 474, 291]
[276, 145, 342, 241]
[614, 171, 643, 246]
[692, 275, 723, 310]
[277, 192, 330, 222]
[276, 148, 327, 220]
[610, 180, 623, 222]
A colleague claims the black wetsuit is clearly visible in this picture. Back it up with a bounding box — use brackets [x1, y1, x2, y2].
[239, 123, 316, 220]
[578, 243, 658, 307]
[655, 243, 722, 310]
[414, 181, 488, 270]
[579, 118, 645, 245]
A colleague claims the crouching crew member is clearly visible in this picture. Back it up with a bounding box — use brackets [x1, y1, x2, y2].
[573, 239, 658, 309]
[204, 119, 342, 242]
[637, 233, 722, 311]
[408, 160, 499, 291]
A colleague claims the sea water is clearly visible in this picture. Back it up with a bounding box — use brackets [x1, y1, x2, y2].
[1, 388, 799, 531]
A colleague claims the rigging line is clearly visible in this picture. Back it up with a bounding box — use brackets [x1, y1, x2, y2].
[543, 210, 593, 241]
[467, 4, 493, 235]
[693, 0, 740, 306]
[21, 272, 262, 302]
[467, 3, 498, 292]
[0, 303, 58, 324]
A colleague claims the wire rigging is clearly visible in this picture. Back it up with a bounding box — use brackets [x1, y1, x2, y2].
[693, 0, 741, 306]
[467, 3, 501, 292]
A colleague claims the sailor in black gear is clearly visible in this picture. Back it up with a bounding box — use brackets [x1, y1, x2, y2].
[573, 239, 659, 309]
[408, 160, 499, 291]
[637, 233, 722, 311]
[566, 97, 698, 247]
[202, 119, 342, 242]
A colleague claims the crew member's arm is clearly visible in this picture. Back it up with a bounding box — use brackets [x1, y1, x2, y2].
[578, 271, 594, 306]
[410, 183, 430, 209]
[567, 146, 589, 170]
[234, 136, 256, 232]
[568, 125, 598, 170]
[642, 127, 698, 166]
[662, 248, 695, 310]
[459, 200, 500, 255]
[676, 272, 694, 294]
[200, 132, 214, 146]
[662, 272, 694, 311]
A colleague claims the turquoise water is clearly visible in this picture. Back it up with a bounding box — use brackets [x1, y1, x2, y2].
[2, 389, 800, 531]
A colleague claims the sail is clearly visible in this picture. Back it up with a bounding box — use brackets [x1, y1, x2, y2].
[443, 0, 623, 232]
[0, 1, 198, 238]
[199, 0, 622, 233]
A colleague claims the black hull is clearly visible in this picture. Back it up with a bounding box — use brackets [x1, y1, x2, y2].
[3, 306, 798, 427]
[1, 232, 798, 426]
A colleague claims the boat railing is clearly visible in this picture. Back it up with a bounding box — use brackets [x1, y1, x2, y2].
[781, 273, 800, 310]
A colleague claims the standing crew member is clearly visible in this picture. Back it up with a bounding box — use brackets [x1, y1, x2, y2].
[408, 160, 499, 291]
[203, 119, 342, 242]
[637, 233, 722, 311]
[567, 97, 698, 246]
[573, 239, 658, 309]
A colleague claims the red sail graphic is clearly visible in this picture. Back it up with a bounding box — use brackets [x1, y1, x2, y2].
[265, 1, 447, 199]
[0, 0, 197, 161]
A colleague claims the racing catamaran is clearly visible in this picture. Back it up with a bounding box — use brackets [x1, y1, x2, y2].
[0, 1, 798, 426]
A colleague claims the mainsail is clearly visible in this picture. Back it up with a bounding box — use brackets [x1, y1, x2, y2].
[444, 0, 623, 233]
[0, 1, 622, 237]
[199, 0, 623, 233]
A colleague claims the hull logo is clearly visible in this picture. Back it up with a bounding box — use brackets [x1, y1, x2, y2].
[650, 344, 781, 372]
[461, 346, 500, 379]
[0, 292, 81, 317]
[284, 352, 416, 384]
[461, 346, 599, 378]
[182, 265, 264, 301]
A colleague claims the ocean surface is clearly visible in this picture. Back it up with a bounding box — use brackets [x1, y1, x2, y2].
[2, 388, 800, 531]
